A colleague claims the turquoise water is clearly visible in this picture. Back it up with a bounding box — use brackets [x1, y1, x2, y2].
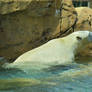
[0, 58, 92, 92]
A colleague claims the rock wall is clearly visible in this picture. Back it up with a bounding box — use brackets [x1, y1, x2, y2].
[0, 0, 77, 61]
[75, 7, 92, 31]
[0, 0, 31, 14]
[74, 7, 92, 57]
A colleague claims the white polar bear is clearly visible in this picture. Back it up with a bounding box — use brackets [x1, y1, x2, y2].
[3, 31, 92, 70]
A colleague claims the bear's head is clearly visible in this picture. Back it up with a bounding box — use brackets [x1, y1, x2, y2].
[66, 31, 92, 58]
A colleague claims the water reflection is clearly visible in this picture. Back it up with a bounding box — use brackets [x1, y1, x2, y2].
[0, 58, 92, 92]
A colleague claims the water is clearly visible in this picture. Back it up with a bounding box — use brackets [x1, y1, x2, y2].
[0, 57, 92, 92]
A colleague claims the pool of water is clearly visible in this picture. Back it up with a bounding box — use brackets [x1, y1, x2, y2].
[0, 57, 92, 92]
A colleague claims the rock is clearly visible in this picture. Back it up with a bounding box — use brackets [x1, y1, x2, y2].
[74, 7, 92, 31]
[0, 0, 77, 61]
[60, 0, 77, 33]
[52, 0, 77, 37]
[0, 0, 31, 14]
[74, 7, 92, 57]
[0, 57, 8, 66]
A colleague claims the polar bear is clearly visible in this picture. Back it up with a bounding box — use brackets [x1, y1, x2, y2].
[3, 31, 92, 70]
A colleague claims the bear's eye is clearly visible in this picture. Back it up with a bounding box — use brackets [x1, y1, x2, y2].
[76, 36, 82, 40]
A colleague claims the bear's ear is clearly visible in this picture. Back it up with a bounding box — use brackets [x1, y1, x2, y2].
[76, 36, 82, 41]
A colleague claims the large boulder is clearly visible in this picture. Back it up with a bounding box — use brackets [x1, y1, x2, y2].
[52, 0, 77, 37]
[75, 7, 92, 31]
[74, 7, 92, 57]
[0, 0, 77, 61]
[0, 0, 31, 14]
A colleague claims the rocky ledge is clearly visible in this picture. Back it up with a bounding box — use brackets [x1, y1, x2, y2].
[0, 0, 77, 61]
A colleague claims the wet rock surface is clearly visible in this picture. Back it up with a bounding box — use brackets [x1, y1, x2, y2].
[0, 57, 8, 66]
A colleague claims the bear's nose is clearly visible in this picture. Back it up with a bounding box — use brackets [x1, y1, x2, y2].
[88, 32, 92, 42]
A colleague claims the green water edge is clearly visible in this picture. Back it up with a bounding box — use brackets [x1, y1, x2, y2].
[0, 57, 92, 91]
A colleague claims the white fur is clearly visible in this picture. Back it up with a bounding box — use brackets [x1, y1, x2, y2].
[4, 31, 89, 70]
